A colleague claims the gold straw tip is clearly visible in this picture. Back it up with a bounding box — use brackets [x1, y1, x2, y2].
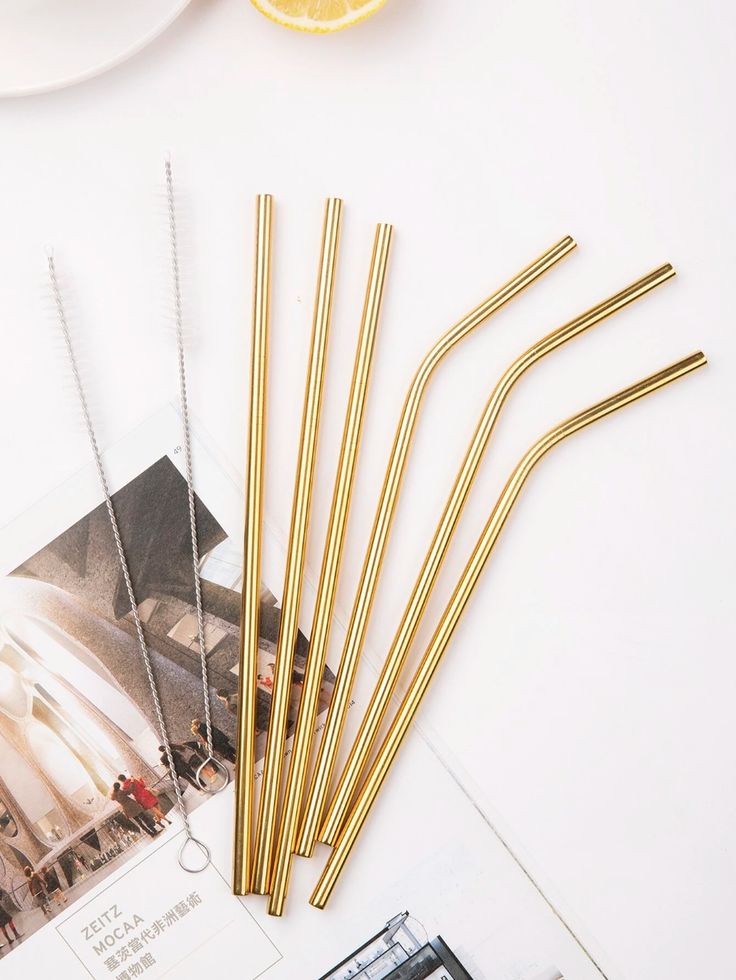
[690, 350, 708, 368]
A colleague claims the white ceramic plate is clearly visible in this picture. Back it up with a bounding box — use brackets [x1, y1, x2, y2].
[0, 0, 192, 98]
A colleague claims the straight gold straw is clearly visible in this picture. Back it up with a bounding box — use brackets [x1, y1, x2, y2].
[268, 223, 393, 916]
[251, 197, 343, 894]
[233, 194, 273, 895]
[318, 262, 675, 846]
[311, 351, 707, 908]
[296, 235, 576, 856]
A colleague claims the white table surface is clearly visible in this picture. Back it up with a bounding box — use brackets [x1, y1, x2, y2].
[0, 1, 733, 978]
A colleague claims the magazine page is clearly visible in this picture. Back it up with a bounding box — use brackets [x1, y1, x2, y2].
[0, 407, 604, 979]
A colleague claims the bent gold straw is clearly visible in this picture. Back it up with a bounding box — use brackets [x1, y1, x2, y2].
[296, 235, 576, 856]
[251, 197, 342, 894]
[268, 223, 393, 916]
[311, 350, 707, 908]
[233, 194, 273, 895]
[317, 262, 675, 846]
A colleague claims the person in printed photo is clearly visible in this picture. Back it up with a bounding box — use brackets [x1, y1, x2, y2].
[190, 718, 236, 764]
[0, 887, 22, 946]
[109, 781, 159, 836]
[158, 744, 204, 793]
[216, 688, 238, 716]
[23, 867, 50, 918]
[260, 663, 275, 691]
[118, 774, 172, 829]
[40, 865, 67, 908]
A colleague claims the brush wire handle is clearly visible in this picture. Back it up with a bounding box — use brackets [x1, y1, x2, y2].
[48, 252, 212, 871]
[310, 351, 706, 908]
[165, 159, 227, 791]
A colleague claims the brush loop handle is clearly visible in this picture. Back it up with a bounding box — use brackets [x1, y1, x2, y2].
[178, 835, 211, 874]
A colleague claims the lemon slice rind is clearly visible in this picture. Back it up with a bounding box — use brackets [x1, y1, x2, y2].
[250, 0, 388, 34]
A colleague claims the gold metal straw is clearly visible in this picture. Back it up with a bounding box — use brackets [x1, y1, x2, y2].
[317, 263, 675, 846]
[296, 235, 576, 856]
[251, 197, 343, 894]
[268, 223, 393, 915]
[233, 194, 273, 895]
[311, 351, 707, 908]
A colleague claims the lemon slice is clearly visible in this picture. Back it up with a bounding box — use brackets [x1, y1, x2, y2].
[249, 0, 388, 33]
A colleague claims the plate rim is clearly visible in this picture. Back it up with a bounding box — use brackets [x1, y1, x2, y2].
[0, 0, 193, 99]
